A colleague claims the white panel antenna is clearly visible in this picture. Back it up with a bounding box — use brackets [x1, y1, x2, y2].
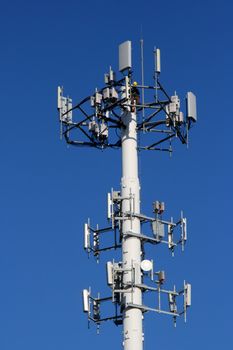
[84, 221, 90, 250]
[155, 48, 161, 73]
[107, 193, 113, 220]
[168, 225, 173, 249]
[182, 217, 187, 241]
[57, 86, 63, 109]
[185, 283, 191, 307]
[106, 261, 113, 285]
[186, 92, 197, 122]
[119, 41, 132, 72]
[82, 289, 90, 313]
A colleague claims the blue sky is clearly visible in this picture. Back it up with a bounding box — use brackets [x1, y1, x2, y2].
[0, 0, 233, 349]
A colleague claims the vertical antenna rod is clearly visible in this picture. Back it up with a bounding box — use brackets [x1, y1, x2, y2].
[140, 38, 145, 120]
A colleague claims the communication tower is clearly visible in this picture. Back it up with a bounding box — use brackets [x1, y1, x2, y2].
[57, 40, 197, 350]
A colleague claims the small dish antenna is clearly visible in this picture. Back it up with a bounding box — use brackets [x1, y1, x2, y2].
[141, 259, 153, 272]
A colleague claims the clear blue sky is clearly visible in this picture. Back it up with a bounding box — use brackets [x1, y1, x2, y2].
[0, 0, 233, 349]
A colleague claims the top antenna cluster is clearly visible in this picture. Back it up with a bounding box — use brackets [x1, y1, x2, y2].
[57, 41, 197, 153]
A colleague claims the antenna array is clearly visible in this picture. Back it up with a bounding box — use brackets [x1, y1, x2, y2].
[57, 40, 196, 350]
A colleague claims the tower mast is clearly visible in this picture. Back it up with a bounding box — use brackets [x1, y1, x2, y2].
[57, 40, 197, 350]
[121, 108, 142, 350]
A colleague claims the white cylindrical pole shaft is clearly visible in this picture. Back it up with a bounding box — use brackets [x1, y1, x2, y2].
[121, 110, 143, 350]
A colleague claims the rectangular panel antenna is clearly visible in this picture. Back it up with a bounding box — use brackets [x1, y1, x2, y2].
[155, 48, 161, 73]
[182, 218, 187, 241]
[152, 221, 165, 239]
[82, 289, 90, 313]
[168, 225, 173, 249]
[57, 86, 62, 109]
[185, 283, 191, 306]
[107, 193, 112, 220]
[186, 92, 197, 122]
[106, 261, 113, 285]
[84, 222, 90, 250]
[119, 41, 132, 72]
